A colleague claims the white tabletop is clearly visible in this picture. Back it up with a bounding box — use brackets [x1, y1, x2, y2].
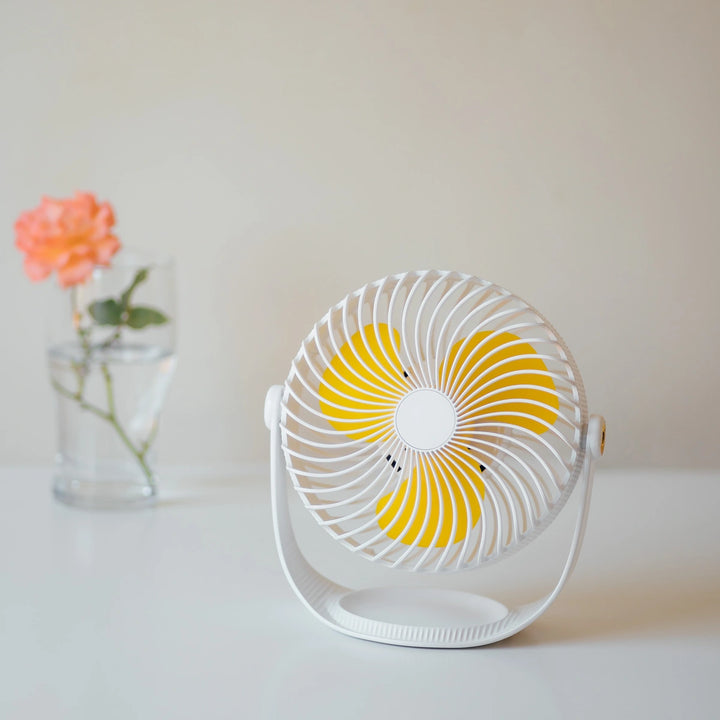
[1, 466, 718, 719]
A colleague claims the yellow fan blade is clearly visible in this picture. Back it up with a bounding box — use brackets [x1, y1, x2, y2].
[441, 331, 559, 435]
[318, 323, 405, 442]
[376, 457, 484, 547]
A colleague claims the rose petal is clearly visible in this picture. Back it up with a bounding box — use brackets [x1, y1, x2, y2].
[94, 235, 121, 265]
[57, 256, 95, 288]
[23, 257, 52, 282]
[15, 193, 120, 284]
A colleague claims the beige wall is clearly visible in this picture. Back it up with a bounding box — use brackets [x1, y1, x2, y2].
[1, 0, 718, 468]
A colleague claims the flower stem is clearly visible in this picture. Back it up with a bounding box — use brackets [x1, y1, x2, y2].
[51, 378, 110, 421]
[53, 372, 156, 485]
[100, 363, 155, 485]
[53, 278, 159, 487]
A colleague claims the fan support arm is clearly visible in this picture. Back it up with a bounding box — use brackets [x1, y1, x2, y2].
[265, 385, 604, 648]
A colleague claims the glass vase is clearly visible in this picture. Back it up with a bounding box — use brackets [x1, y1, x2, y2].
[47, 251, 176, 509]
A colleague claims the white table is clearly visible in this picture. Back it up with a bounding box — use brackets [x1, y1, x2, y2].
[1, 467, 718, 719]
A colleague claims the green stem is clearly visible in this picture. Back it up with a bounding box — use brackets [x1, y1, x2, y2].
[51, 379, 110, 421]
[100, 364, 155, 485]
[97, 267, 149, 350]
[53, 276, 159, 487]
[140, 420, 159, 457]
[69, 287, 93, 397]
[100, 327, 122, 349]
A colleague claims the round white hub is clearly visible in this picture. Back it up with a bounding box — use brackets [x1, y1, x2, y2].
[394, 389, 456, 451]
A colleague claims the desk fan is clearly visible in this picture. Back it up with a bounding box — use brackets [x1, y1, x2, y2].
[264, 270, 605, 647]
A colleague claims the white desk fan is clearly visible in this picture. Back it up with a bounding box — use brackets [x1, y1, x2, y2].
[265, 270, 605, 648]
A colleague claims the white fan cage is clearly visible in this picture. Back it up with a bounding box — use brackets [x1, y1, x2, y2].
[281, 270, 587, 573]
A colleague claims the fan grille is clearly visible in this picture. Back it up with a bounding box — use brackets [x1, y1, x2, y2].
[281, 271, 587, 572]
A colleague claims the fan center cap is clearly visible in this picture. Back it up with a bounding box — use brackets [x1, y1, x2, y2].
[394, 389, 457, 451]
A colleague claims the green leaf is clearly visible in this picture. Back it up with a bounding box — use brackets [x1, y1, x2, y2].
[126, 306, 169, 329]
[120, 268, 149, 309]
[88, 298, 123, 326]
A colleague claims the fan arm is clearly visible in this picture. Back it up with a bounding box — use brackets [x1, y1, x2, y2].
[267, 385, 350, 626]
[266, 385, 602, 648]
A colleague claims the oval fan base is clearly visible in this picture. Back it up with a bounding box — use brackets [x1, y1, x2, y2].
[338, 586, 509, 628]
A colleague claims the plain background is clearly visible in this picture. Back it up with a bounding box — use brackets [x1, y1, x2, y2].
[1, 0, 718, 469]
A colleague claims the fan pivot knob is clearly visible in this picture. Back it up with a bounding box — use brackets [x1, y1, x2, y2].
[587, 415, 607, 458]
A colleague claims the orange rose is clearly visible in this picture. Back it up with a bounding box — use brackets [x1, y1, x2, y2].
[15, 192, 121, 287]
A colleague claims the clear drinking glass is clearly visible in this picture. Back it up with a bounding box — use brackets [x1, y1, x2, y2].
[47, 251, 176, 509]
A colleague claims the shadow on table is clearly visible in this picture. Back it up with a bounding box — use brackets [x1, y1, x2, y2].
[499, 575, 720, 647]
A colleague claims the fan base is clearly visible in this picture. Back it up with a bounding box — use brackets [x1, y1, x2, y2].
[337, 586, 509, 628]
